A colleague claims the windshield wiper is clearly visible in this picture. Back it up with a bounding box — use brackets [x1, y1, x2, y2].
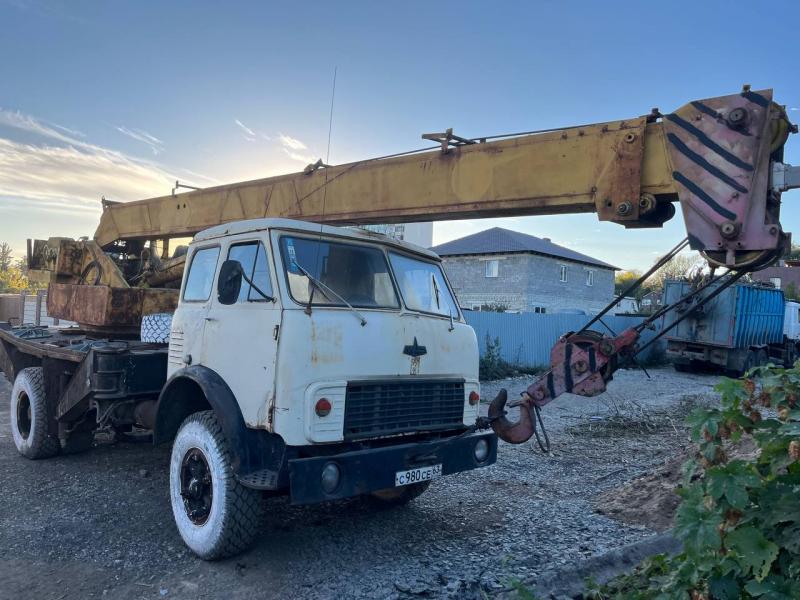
[293, 262, 367, 327]
[431, 274, 441, 310]
[241, 271, 276, 303]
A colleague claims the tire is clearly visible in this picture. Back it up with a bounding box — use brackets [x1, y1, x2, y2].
[9, 367, 59, 460]
[673, 362, 692, 373]
[742, 350, 758, 375]
[169, 410, 263, 560]
[367, 481, 431, 508]
[141, 313, 173, 344]
[756, 349, 769, 367]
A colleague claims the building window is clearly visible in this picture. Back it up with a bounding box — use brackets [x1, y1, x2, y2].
[770, 277, 782, 289]
[586, 270, 594, 286]
[532, 306, 546, 314]
[559, 265, 567, 282]
[485, 259, 499, 278]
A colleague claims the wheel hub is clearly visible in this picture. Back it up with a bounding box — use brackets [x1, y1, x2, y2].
[16, 392, 31, 440]
[180, 448, 213, 525]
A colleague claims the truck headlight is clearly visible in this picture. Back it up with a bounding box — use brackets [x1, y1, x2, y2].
[474, 439, 490, 463]
[321, 462, 341, 493]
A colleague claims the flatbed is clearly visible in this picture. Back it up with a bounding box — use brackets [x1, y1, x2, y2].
[0, 323, 167, 449]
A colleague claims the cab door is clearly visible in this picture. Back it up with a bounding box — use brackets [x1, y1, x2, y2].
[168, 245, 221, 377]
[201, 237, 281, 429]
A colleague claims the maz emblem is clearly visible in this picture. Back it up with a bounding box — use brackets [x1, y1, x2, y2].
[403, 337, 427, 375]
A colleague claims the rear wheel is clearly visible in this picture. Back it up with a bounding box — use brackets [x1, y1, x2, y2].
[673, 362, 693, 373]
[743, 350, 759, 375]
[368, 481, 431, 508]
[9, 367, 59, 460]
[169, 410, 263, 560]
[756, 349, 769, 367]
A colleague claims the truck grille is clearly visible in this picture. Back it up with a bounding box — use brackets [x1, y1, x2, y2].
[344, 379, 465, 440]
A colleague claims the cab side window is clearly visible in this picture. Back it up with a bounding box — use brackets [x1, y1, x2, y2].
[227, 242, 274, 302]
[183, 246, 220, 302]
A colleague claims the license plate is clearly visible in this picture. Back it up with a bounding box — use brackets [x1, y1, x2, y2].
[395, 464, 442, 487]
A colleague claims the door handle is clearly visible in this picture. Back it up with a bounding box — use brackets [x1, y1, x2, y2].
[205, 317, 217, 322]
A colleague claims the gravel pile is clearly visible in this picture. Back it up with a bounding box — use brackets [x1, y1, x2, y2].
[0, 367, 721, 599]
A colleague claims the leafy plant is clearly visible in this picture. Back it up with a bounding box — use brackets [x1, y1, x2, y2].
[479, 334, 539, 380]
[588, 362, 800, 599]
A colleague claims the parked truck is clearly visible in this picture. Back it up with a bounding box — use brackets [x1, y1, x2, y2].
[663, 279, 800, 375]
[3, 87, 798, 559]
[1, 218, 496, 559]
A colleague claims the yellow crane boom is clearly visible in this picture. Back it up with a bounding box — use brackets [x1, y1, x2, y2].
[29, 87, 797, 331]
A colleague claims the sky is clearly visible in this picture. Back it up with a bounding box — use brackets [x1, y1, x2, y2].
[1, 0, 799, 272]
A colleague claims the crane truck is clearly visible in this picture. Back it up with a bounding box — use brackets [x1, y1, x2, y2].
[1, 87, 798, 559]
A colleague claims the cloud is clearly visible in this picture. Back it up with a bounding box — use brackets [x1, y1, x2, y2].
[0, 136, 174, 209]
[116, 125, 164, 155]
[0, 108, 195, 253]
[278, 133, 307, 151]
[234, 119, 258, 143]
[282, 148, 316, 164]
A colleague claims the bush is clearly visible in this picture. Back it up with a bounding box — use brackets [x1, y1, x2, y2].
[479, 334, 539, 380]
[590, 362, 800, 599]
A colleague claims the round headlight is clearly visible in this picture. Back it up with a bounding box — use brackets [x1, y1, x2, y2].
[321, 462, 341, 494]
[474, 439, 490, 463]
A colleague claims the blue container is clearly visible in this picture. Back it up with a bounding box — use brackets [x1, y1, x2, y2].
[662, 280, 784, 349]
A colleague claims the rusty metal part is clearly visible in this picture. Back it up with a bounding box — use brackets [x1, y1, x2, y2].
[491, 328, 640, 444]
[487, 389, 536, 445]
[47, 283, 178, 332]
[664, 90, 789, 268]
[141, 254, 186, 288]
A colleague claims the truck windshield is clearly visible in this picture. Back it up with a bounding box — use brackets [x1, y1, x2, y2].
[388, 252, 459, 318]
[279, 236, 400, 309]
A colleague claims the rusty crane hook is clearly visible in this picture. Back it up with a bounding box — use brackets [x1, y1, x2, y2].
[488, 389, 535, 444]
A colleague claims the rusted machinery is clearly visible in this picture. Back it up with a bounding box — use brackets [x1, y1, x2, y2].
[26, 87, 800, 437]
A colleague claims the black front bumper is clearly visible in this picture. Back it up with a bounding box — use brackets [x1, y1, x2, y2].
[288, 431, 497, 505]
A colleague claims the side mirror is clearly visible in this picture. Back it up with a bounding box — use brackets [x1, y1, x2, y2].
[217, 260, 243, 305]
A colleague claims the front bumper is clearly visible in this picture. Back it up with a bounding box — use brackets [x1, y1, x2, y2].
[288, 431, 497, 505]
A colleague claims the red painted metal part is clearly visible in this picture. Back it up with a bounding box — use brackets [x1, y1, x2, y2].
[489, 327, 640, 444]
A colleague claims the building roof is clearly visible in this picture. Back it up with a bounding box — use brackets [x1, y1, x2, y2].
[430, 227, 618, 270]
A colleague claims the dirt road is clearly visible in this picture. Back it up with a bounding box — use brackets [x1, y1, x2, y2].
[0, 368, 720, 599]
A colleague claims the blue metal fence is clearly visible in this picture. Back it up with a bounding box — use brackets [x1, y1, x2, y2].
[463, 311, 664, 367]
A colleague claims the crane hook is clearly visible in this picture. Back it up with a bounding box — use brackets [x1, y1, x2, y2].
[488, 389, 535, 444]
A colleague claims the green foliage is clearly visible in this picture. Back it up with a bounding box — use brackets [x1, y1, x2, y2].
[783, 282, 799, 303]
[479, 302, 509, 313]
[590, 362, 800, 599]
[0, 266, 30, 292]
[478, 334, 539, 380]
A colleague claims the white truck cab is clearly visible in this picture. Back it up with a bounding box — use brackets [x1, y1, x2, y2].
[784, 301, 800, 341]
[155, 218, 496, 558]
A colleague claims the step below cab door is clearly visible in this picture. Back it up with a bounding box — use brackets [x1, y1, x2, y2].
[201, 237, 281, 430]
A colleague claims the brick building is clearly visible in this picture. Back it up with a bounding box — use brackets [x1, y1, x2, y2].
[430, 227, 617, 314]
[751, 259, 800, 297]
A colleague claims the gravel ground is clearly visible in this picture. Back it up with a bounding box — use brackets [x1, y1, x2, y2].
[0, 367, 721, 600]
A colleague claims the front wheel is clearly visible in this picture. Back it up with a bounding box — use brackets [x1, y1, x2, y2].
[10, 367, 59, 459]
[169, 411, 263, 560]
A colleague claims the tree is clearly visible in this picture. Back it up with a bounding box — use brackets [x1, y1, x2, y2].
[788, 243, 800, 260]
[785, 281, 800, 302]
[0, 242, 12, 272]
[0, 267, 29, 292]
[646, 252, 704, 290]
[614, 269, 655, 300]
